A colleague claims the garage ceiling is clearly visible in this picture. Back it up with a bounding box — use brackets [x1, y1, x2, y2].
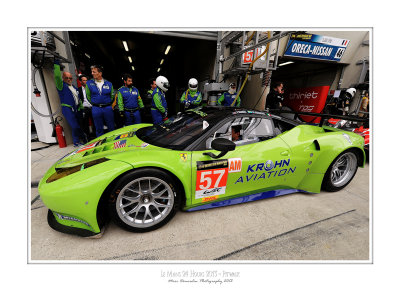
[68, 31, 217, 94]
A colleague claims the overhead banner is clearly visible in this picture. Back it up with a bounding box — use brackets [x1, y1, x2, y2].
[284, 33, 349, 61]
[283, 86, 330, 123]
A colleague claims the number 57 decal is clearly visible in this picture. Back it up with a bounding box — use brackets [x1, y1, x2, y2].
[195, 168, 228, 199]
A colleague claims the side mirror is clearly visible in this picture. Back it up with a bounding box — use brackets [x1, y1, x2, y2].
[204, 138, 236, 159]
[211, 138, 236, 152]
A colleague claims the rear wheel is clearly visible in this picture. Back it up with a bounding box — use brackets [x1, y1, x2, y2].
[108, 168, 181, 232]
[322, 150, 359, 192]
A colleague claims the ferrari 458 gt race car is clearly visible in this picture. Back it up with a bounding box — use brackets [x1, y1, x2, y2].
[38, 107, 365, 236]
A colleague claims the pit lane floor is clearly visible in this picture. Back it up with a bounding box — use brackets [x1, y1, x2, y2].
[30, 143, 370, 261]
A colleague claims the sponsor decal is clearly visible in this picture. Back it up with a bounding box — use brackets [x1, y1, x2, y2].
[235, 159, 296, 184]
[202, 195, 219, 203]
[113, 139, 127, 149]
[283, 86, 330, 123]
[55, 212, 91, 227]
[197, 160, 228, 171]
[228, 158, 242, 173]
[128, 143, 149, 148]
[195, 160, 229, 199]
[115, 133, 129, 140]
[76, 141, 100, 153]
[284, 33, 349, 61]
[180, 153, 188, 162]
[203, 120, 209, 130]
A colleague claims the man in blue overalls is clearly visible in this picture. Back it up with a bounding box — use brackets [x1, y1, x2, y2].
[117, 73, 144, 126]
[151, 76, 170, 125]
[85, 65, 115, 137]
[217, 82, 241, 107]
[53, 59, 85, 146]
[180, 78, 202, 110]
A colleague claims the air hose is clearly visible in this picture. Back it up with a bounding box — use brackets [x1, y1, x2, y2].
[31, 67, 61, 117]
[231, 31, 271, 107]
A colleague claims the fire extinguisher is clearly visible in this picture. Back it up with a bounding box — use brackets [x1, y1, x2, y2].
[51, 116, 67, 148]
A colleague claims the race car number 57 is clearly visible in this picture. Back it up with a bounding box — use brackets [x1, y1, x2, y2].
[195, 168, 228, 199]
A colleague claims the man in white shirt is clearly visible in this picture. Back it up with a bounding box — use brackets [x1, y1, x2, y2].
[78, 74, 94, 140]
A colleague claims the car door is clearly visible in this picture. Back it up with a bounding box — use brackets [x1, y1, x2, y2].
[190, 114, 297, 205]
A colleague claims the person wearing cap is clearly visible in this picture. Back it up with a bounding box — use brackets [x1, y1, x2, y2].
[85, 65, 115, 136]
[265, 81, 284, 110]
[116, 73, 144, 125]
[180, 78, 202, 110]
[53, 59, 85, 146]
[217, 82, 241, 107]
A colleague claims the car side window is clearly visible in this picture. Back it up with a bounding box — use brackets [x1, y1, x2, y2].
[272, 118, 296, 135]
[236, 117, 274, 146]
[204, 116, 274, 149]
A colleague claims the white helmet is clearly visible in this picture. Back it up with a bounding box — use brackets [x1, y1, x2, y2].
[188, 78, 198, 91]
[156, 76, 170, 92]
[345, 88, 356, 98]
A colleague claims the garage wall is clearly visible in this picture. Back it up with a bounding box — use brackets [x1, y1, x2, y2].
[42, 31, 73, 145]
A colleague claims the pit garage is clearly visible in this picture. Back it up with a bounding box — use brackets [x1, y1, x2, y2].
[30, 30, 371, 261]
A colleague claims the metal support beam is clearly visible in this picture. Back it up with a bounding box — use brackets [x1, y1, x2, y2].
[223, 31, 295, 62]
[214, 31, 223, 82]
[47, 31, 66, 44]
[62, 32, 78, 86]
[30, 47, 70, 63]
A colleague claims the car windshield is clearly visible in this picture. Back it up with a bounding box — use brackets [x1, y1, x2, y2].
[136, 108, 226, 150]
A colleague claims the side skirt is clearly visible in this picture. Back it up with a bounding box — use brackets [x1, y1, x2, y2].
[185, 189, 313, 212]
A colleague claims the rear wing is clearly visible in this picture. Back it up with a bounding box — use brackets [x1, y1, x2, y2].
[268, 109, 369, 127]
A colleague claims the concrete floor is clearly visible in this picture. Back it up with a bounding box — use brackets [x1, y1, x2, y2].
[30, 143, 370, 261]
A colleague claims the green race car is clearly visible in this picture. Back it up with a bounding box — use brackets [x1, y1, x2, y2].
[38, 107, 365, 236]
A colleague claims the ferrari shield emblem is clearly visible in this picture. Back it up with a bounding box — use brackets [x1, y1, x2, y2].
[180, 153, 188, 162]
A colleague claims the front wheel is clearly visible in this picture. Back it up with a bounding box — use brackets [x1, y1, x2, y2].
[322, 150, 359, 192]
[108, 168, 181, 232]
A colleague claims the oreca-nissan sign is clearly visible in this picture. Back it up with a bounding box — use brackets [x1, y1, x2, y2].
[284, 33, 349, 61]
[283, 86, 330, 123]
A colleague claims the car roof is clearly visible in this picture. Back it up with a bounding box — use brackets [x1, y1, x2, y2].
[198, 106, 270, 117]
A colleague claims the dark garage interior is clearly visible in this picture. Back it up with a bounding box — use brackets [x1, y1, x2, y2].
[68, 31, 217, 116]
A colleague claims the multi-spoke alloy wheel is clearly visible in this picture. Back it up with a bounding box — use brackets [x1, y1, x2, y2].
[109, 169, 180, 232]
[330, 152, 358, 188]
[116, 177, 174, 228]
[323, 150, 359, 192]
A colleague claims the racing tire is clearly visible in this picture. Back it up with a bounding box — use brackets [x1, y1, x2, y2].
[108, 168, 181, 233]
[322, 149, 359, 192]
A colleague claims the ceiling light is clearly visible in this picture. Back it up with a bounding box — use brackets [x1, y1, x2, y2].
[160, 59, 164, 65]
[85, 53, 90, 59]
[128, 56, 132, 63]
[157, 68, 161, 72]
[164, 45, 171, 55]
[279, 61, 294, 67]
[122, 41, 129, 52]
[131, 66, 135, 71]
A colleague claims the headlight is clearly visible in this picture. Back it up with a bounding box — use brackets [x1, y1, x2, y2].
[46, 158, 109, 183]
